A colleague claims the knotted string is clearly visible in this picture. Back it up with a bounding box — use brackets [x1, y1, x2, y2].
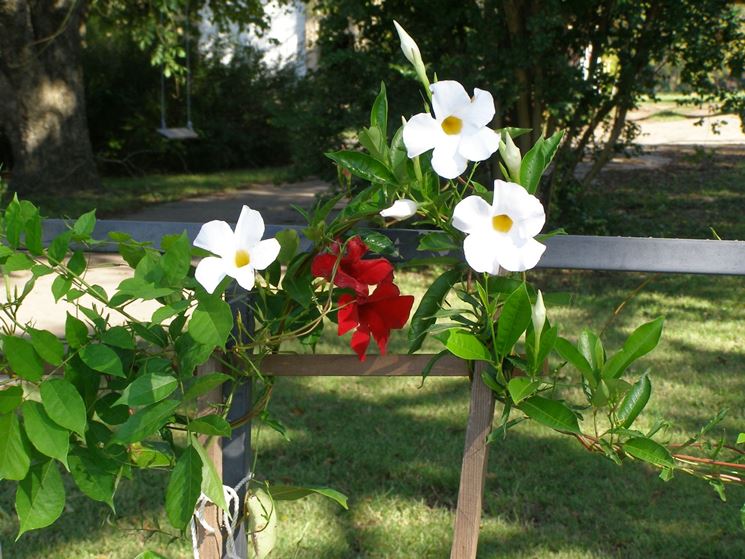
[190, 473, 253, 559]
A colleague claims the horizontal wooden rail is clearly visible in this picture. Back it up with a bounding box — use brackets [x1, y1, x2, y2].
[261, 354, 468, 376]
[43, 219, 745, 275]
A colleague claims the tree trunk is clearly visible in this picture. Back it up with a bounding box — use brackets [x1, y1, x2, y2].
[0, 0, 99, 196]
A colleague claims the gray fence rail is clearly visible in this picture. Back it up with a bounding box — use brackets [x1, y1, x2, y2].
[43, 219, 745, 275]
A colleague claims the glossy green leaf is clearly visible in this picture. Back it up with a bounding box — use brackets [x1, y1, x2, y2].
[29, 328, 64, 366]
[408, 268, 460, 353]
[40, 378, 87, 437]
[602, 317, 664, 379]
[16, 460, 65, 538]
[72, 209, 96, 238]
[101, 326, 135, 349]
[188, 297, 233, 348]
[191, 436, 227, 510]
[275, 229, 300, 265]
[440, 329, 491, 361]
[162, 232, 191, 285]
[80, 344, 125, 377]
[65, 313, 89, 348]
[3, 252, 34, 272]
[110, 399, 180, 445]
[623, 437, 674, 468]
[0, 386, 24, 414]
[182, 373, 232, 402]
[541, 130, 564, 166]
[578, 329, 604, 372]
[520, 396, 581, 434]
[555, 337, 596, 386]
[67, 250, 86, 275]
[268, 484, 348, 509]
[519, 137, 545, 194]
[189, 415, 231, 437]
[22, 401, 70, 469]
[507, 377, 540, 405]
[416, 231, 459, 252]
[616, 374, 652, 428]
[325, 151, 396, 185]
[3, 336, 44, 381]
[496, 285, 532, 358]
[737, 433, 745, 445]
[24, 210, 43, 255]
[47, 231, 71, 265]
[0, 412, 31, 480]
[68, 447, 117, 510]
[115, 373, 178, 407]
[165, 445, 202, 529]
[370, 81, 388, 138]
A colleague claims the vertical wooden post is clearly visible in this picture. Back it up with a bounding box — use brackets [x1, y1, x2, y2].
[450, 365, 496, 559]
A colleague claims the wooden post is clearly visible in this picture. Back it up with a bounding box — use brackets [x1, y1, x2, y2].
[450, 365, 496, 559]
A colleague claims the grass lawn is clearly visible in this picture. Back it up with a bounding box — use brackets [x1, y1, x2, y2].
[23, 166, 292, 219]
[1, 150, 744, 558]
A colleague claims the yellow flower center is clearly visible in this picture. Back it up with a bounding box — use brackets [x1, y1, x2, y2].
[492, 214, 513, 233]
[234, 249, 251, 268]
[441, 116, 463, 135]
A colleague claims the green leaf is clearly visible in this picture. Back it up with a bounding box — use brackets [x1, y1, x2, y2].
[3, 335, 44, 381]
[40, 378, 87, 437]
[65, 313, 89, 348]
[175, 334, 214, 376]
[519, 396, 581, 434]
[72, 209, 96, 238]
[165, 445, 203, 530]
[616, 374, 652, 428]
[623, 437, 674, 468]
[29, 328, 64, 366]
[68, 447, 117, 510]
[94, 393, 130, 425]
[134, 552, 170, 559]
[114, 373, 178, 407]
[132, 322, 169, 347]
[152, 300, 189, 324]
[737, 433, 745, 445]
[51, 275, 72, 302]
[325, 151, 396, 185]
[3, 252, 34, 272]
[440, 329, 491, 361]
[370, 81, 388, 138]
[602, 317, 664, 379]
[47, 231, 71, 265]
[496, 285, 532, 358]
[189, 415, 231, 437]
[16, 460, 65, 538]
[519, 137, 546, 194]
[162, 232, 191, 285]
[416, 231, 459, 252]
[182, 373, 232, 402]
[80, 344, 125, 378]
[0, 412, 31, 480]
[188, 297, 233, 349]
[578, 329, 605, 372]
[67, 250, 86, 275]
[275, 229, 300, 265]
[21, 401, 70, 469]
[110, 399, 180, 445]
[507, 377, 540, 405]
[116, 277, 174, 300]
[0, 385, 24, 414]
[541, 130, 564, 167]
[361, 231, 396, 256]
[555, 337, 597, 386]
[268, 484, 348, 509]
[191, 436, 227, 510]
[408, 268, 460, 353]
[24, 210, 43, 255]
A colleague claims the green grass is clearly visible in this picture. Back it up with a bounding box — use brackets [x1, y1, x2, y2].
[26, 166, 292, 219]
[2, 152, 745, 557]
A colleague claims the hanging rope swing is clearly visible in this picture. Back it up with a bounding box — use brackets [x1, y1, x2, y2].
[157, 1, 199, 140]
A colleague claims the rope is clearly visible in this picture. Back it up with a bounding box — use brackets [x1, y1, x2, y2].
[190, 473, 253, 559]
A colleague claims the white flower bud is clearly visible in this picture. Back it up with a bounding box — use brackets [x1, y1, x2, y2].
[380, 199, 418, 220]
[531, 290, 546, 339]
[499, 132, 522, 180]
[393, 20, 423, 67]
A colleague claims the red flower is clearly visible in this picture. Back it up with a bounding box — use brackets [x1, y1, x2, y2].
[337, 280, 415, 361]
[311, 237, 393, 296]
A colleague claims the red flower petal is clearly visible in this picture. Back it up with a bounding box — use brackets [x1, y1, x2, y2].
[350, 328, 371, 361]
[337, 294, 359, 336]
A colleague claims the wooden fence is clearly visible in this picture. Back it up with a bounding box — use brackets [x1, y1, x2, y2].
[40, 220, 745, 558]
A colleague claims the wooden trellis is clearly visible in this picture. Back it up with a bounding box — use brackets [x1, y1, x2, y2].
[40, 220, 745, 559]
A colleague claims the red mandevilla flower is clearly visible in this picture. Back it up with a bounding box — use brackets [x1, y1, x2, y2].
[337, 280, 415, 361]
[311, 236, 393, 296]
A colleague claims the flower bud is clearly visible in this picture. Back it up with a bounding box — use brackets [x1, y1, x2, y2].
[393, 20, 431, 93]
[499, 132, 522, 181]
[531, 289, 546, 339]
[380, 198, 418, 220]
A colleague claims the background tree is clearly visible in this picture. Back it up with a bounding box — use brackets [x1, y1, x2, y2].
[0, 0, 266, 196]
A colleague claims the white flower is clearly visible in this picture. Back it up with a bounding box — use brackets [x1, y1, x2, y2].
[380, 199, 418, 220]
[193, 206, 280, 293]
[452, 180, 546, 274]
[403, 80, 500, 179]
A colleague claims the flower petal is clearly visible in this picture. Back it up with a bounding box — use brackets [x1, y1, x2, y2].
[491, 180, 546, 238]
[380, 199, 418, 219]
[403, 113, 441, 158]
[467, 88, 496, 128]
[495, 237, 546, 272]
[431, 80, 470, 120]
[233, 265, 256, 291]
[452, 195, 492, 234]
[250, 238, 280, 270]
[463, 233, 502, 275]
[194, 221, 234, 258]
[350, 329, 371, 361]
[458, 126, 499, 162]
[195, 256, 228, 294]
[337, 295, 359, 336]
[431, 144, 468, 179]
[234, 206, 265, 249]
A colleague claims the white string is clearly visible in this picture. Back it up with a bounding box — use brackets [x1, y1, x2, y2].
[190, 473, 253, 559]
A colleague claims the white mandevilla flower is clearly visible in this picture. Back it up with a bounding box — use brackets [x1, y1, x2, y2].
[193, 205, 280, 293]
[452, 180, 546, 274]
[403, 80, 499, 179]
[380, 198, 418, 220]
